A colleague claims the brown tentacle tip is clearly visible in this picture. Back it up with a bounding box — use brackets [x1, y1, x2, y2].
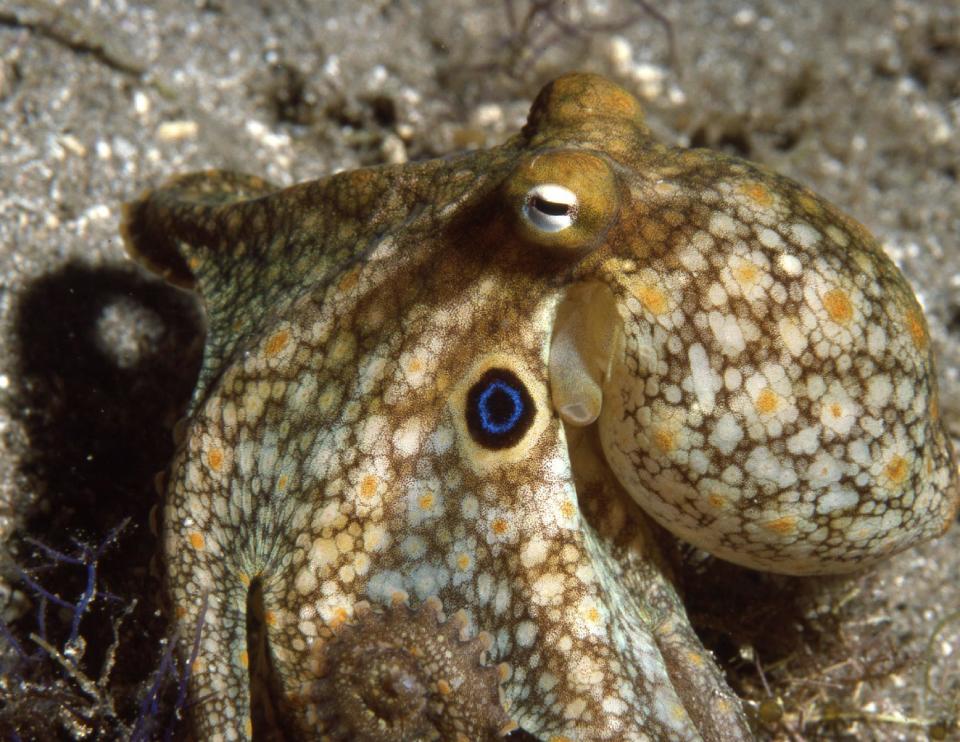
[312, 598, 512, 741]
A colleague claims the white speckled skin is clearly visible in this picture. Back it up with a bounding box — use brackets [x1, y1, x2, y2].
[123, 73, 958, 741]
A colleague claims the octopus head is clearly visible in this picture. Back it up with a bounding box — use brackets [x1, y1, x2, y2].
[504, 74, 959, 575]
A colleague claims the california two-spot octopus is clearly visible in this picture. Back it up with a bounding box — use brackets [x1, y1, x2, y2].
[123, 73, 959, 741]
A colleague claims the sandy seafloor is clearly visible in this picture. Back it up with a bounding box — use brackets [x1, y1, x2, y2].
[0, 1, 958, 739]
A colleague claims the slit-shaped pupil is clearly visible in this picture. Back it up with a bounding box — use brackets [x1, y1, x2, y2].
[531, 196, 572, 216]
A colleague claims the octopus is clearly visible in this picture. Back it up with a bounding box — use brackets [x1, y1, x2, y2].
[122, 73, 959, 741]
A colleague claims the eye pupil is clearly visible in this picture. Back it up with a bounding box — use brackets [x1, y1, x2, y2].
[466, 369, 535, 449]
[522, 183, 578, 233]
[531, 196, 571, 217]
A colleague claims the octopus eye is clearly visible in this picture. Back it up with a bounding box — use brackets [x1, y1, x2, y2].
[523, 183, 578, 233]
[466, 368, 535, 449]
[505, 150, 619, 253]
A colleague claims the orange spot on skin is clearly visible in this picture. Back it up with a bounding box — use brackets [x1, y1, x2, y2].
[755, 388, 779, 414]
[584, 606, 601, 623]
[491, 518, 509, 536]
[238, 572, 251, 587]
[687, 652, 705, 667]
[436, 679, 452, 696]
[406, 357, 424, 374]
[175, 605, 187, 619]
[264, 329, 290, 358]
[733, 262, 759, 285]
[206, 447, 223, 472]
[240, 650, 249, 668]
[763, 516, 797, 535]
[188, 532, 205, 550]
[187, 255, 202, 271]
[360, 474, 378, 501]
[244, 719, 253, 737]
[739, 181, 773, 207]
[560, 500, 576, 519]
[708, 494, 727, 508]
[829, 402, 843, 419]
[264, 610, 277, 627]
[192, 658, 204, 674]
[823, 288, 853, 324]
[885, 455, 910, 485]
[636, 283, 669, 315]
[906, 310, 928, 350]
[277, 474, 288, 491]
[652, 428, 676, 453]
[418, 491, 435, 510]
[329, 606, 349, 630]
[456, 554, 471, 571]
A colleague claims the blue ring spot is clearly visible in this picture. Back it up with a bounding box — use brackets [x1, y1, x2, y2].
[477, 380, 524, 435]
[465, 367, 535, 449]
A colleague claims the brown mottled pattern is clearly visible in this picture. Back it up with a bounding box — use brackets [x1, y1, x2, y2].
[312, 598, 510, 740]
[122, 73, 958, 741]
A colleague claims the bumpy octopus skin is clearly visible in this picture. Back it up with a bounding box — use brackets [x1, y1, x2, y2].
[123, 73, 959, 741]
[312, 597, 512, 740]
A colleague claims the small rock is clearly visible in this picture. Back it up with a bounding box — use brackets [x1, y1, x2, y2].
[157, 120, 199, 142]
